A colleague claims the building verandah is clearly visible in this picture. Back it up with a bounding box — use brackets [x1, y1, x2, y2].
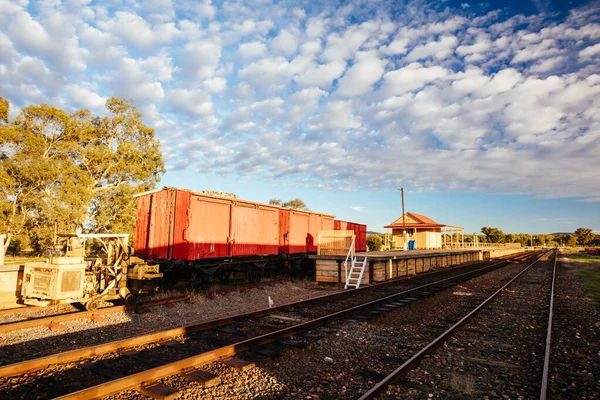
[441, 225, 466, 249]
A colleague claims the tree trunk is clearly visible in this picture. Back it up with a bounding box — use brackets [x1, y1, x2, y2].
[2, 233, 11, 257]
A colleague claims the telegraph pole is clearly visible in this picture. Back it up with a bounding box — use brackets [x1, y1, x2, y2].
[399, 188, 407, 251]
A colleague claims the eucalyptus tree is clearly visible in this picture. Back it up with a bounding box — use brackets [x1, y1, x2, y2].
[0, 96, 164, 253]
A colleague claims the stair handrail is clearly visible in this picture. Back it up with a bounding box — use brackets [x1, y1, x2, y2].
[343, 236, 356, 284]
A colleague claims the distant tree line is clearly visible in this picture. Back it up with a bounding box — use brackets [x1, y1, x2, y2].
[363, 227, 599, 253]
[1, 96, 164, 255]
[475, 226, 598, 247]
[269, 198, 308, 210]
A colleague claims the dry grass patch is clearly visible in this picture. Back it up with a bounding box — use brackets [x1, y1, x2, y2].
[449, 372, 475, 395]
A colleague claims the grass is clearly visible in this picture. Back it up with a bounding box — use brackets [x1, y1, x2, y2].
[2, 256, 45, 264]
[561, 249, 600, 310]
[576, 270, 600, 309]
[449, 372, 475, 395]
[564, 253, 600, 263]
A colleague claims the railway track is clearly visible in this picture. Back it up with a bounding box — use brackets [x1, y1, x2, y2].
[0, 251, 539, 399]
[0, 296, 190, 336]
[0, 277, 294, 336]
[359, 249, 556, 399]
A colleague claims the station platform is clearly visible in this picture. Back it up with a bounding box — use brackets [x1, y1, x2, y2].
[309, 247, 523, 285]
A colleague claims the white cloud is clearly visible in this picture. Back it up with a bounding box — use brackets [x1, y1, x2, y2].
[336, 51, 387, 97]
[321, 23, 376, 62]
[1, 0, 599, 204]
[238, 41, 267, 61]
[65, 84, 106, 110]
[181, 39, 221, 80]
[406, 35, 458, 61]
[306, 17, 329, 38]
[579, 43, 600, 60]
[203, 77, 227, 93]
[289, 87, 328, 105]
[309, 100, 361, 131]
[529, 56, 566, 73]
[238, 56, 291, 86]
[380, 37, 409, 55]
[110, 58, 165, 103]
[382, 63, 451, 96]
[511, 39, 560, 64]
[271, 29, 299, 56]
[79, 24, 126, 64]
[166, 89, 214, 117]
[4, 7, 86, 73]
[97, 11, 180, 50]
[193, 0, 217, 20]
[294, 60, 347, 88]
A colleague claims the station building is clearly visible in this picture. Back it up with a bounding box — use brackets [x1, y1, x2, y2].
[384, 212, 464, 250]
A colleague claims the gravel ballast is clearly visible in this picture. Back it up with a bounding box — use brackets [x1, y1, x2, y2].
[0, 280, 339, 365]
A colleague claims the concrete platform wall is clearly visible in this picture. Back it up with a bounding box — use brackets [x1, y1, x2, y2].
[484, 248, 523, 259]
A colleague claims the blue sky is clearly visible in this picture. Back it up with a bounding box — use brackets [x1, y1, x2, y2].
[1, 0, 599, 234]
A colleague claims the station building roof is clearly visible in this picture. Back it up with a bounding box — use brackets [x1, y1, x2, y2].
[384, 212, 463, 230]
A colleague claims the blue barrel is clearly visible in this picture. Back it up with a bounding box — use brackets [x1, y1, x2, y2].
[408, 240, 415, 250]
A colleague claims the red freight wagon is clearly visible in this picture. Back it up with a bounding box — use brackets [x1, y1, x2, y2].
[334, 220, 367, 252]
[134, 187, 279, 260]
[279, 209, 335, 254]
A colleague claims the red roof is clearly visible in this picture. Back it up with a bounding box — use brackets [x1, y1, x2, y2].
[408, 212, 438, 225]
[384, 212, 463, 229]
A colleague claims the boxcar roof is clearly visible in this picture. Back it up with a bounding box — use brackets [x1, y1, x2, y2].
[133, 186, 336, 217]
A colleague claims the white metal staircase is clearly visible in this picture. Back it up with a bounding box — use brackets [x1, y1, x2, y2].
[344, 237, 368, 289]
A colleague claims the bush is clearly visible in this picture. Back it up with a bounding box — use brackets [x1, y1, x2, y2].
[367, 234, 383, 251]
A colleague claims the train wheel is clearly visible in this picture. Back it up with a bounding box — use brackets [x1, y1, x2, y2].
[86, 300, 100, 311]
[248, 268, 262, 283]
[216, 270, 232, 282]
[125, 294, 136, 305]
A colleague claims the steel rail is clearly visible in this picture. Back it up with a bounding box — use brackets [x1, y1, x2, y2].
[358, 250, 550, 400]
[0, 306, 32, 317]
[0, 255, 521, 379]
[0, 295, 190, 334]
[540, 249, 558, 399]
[49, 254, 541, 400]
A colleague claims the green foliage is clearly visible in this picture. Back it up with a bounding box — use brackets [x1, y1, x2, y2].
[367, 234, 383, 251]
[281, 198, 308, 210]
[0, 96, 8, 123]
[0, 97, 164, 253]
[565, 234, 578, 247]
[481, 226, 506, 243]
[6, 237, 21, 256]
[268, 199, 282, 205]
[575, 227, 595, 247]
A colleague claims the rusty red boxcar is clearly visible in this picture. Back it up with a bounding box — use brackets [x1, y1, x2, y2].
[135, 187, 280, 260]
[134, 187, 366, 286]
[278, 210, 335, 253]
